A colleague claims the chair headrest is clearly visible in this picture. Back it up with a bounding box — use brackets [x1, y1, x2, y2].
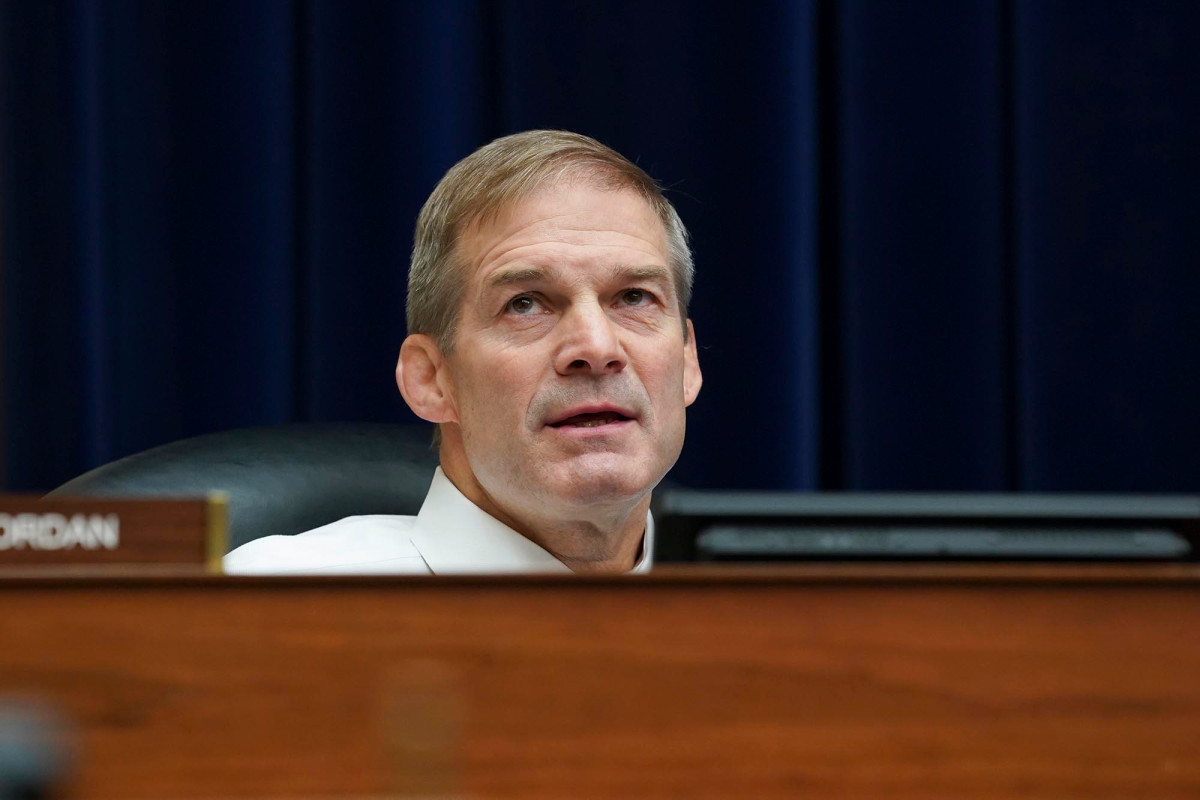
[47, 423, 440, 551]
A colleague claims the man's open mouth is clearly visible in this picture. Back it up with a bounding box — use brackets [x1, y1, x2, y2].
[549, 411, 632, 428]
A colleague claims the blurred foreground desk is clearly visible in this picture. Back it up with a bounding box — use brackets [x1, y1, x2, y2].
[2, 565, 1198, 799]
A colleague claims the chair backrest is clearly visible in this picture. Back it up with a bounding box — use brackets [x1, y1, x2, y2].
[47, 423, 440, 552]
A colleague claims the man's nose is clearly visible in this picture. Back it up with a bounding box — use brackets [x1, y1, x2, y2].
[554, 304, 627, 376]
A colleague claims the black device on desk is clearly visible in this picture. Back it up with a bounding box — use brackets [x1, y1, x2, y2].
[651, 492, 1200, 563]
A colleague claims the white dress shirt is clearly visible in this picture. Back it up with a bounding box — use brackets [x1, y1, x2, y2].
[223, 467, 654, 575]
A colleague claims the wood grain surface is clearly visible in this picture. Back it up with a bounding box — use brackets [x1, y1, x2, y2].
[1, 566, 1197, 799]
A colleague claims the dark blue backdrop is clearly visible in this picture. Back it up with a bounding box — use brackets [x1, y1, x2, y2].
[2, 1, 1197, 493]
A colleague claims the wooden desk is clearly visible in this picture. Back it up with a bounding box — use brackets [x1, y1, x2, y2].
[2, 565, 1198, 799]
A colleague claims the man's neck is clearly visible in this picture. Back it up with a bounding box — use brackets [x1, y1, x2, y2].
[438, 455, 649, 574]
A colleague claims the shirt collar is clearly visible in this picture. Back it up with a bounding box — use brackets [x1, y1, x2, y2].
[410, 467, 654, 575]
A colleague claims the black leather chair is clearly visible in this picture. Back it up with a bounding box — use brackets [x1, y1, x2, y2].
[47, 423, 440, 552]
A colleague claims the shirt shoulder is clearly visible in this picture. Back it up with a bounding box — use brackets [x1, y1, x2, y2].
[222, 515, 430, 575]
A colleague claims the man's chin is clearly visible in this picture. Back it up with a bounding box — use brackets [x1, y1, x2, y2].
[545, 457, 658, 508]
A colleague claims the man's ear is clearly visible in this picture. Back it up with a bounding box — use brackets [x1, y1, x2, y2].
[683, 319, 702, 406]
[396, 334, 459, 424]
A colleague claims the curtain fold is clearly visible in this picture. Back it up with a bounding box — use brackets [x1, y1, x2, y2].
[835, 0, 1010, 489]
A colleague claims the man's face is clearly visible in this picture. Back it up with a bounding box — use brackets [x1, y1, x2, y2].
[440, 182, 701, 518]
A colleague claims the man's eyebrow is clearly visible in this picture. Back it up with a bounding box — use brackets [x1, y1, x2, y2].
[486, 265, 670, 290]
[485, 267, 548, 290]
[611, 265, 671, 284]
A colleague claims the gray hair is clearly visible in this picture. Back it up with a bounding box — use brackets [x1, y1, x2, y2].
[406, 130, 693, 354]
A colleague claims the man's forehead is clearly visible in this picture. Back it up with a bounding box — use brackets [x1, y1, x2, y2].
[462, 169, 655, 231]
[457, 183, 669, 278]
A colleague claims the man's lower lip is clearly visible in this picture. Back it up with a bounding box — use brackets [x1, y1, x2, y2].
[547, 419, 634, 434]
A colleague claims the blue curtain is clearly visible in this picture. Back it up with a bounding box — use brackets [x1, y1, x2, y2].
[2, 0, 1197, 493]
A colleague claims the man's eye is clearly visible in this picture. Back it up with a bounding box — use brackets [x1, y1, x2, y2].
[620, 289, 651, 306]
[507, 295, 539, 314]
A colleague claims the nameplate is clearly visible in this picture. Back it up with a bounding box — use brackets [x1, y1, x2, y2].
[0, 495, 227, 573]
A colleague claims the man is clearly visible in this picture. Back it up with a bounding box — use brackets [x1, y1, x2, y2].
[225, 130, 701, 575]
